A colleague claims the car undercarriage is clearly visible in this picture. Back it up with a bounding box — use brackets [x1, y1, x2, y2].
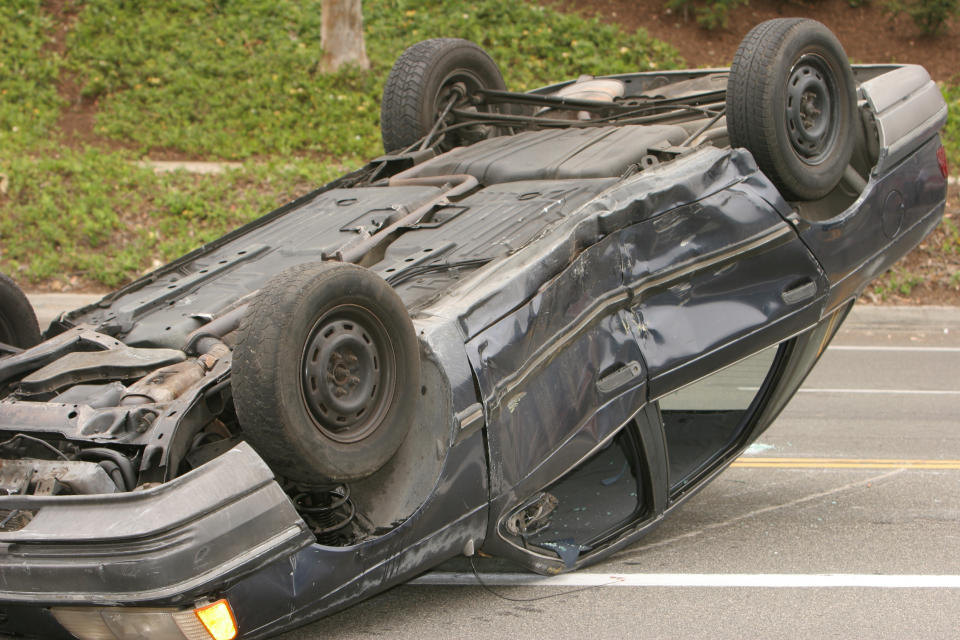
[0, 19, 949, 640]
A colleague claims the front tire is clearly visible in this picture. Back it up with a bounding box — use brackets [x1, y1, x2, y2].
[727, 19, 857, 201]
[0, 273, 40, 352]
[233, 262, 420, 484]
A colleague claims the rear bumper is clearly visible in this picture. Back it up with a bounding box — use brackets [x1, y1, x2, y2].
[0, 442, 313, 606]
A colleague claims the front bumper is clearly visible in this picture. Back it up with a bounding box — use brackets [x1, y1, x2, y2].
[0, 443, 313, 607]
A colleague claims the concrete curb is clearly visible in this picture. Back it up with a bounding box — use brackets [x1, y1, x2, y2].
[28, 293, 102, 327]
[134, 160, 243, 174]
[845, 304, 959, 333]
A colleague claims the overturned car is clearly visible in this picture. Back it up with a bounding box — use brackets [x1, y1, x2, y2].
[0, 19, 949, 640]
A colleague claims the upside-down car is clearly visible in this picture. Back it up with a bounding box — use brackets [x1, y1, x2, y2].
[0, 19, 949, 640]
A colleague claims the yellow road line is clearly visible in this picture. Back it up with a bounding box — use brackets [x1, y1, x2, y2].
[733, 457, 960, 469]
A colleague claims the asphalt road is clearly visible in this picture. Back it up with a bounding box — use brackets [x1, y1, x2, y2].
[272, 305, 960, 640]
[18, 299, 960, 639]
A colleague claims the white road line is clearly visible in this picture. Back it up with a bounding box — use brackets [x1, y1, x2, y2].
[828, 345, 960, 353]
[797, 388, 960, 395]
[410, 572, 960, 589]
[738, 387, 960, 395]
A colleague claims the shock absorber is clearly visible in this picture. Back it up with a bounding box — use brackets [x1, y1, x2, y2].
[293, 484, 356, 545]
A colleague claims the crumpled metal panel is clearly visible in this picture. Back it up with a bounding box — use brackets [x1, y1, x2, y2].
[222, 435, 489, 639]
[452, 147, 823, 496]
[203, 315, 490, 638]
[619, 183, 828, 397]
[434, 147, 784, 342]
[0, 443, 313, 604]
[465, 233, 648, 495]
[388, 179, 614, 310]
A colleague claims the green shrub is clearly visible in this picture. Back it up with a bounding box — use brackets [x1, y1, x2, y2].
[885, 0, 959, 35]
[664, 0, 749, 30]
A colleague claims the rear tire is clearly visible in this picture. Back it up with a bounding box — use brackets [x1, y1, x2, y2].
[727, 19, 857, 201]
[0, 273, 41, 351]
[381, 38, 506, 153]
[233, 262, 420, 484]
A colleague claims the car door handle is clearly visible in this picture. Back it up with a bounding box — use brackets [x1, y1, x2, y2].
[597, 361, 643, 393]
[781, 278, 818, 305]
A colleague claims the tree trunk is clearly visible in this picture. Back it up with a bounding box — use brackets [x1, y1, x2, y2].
[320, 0, 370, 72]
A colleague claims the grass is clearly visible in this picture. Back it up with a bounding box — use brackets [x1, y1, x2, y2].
[0, 148, 341, 287]
[868, 207, 960, 302]
[0, 0, 956, 300]
[871, 267, 924, 299]
[941, 216, 960, 254]
[943, 83, 960, 170]
[0, 0, 63, 151]
[0, 0, 682, 289]
[67, 0, 681, 161]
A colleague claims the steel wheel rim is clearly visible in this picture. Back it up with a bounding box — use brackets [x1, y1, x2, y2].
[785, 53, 840, 164]
[300, 304, 397, 443]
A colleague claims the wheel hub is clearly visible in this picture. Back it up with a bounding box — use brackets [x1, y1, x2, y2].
[785, 54, 838, 162]
[301, 312, 388, 442]
[433, 72, 491, 149]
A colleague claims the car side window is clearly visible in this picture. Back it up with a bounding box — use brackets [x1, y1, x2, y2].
[658, 344, 780, 494]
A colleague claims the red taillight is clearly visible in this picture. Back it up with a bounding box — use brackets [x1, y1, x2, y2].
[937, 145, 949, 179]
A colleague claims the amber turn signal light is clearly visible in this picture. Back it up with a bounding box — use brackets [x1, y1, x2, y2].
[194, 599, 238, 640]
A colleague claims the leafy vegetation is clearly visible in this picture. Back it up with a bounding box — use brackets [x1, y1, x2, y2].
[0, 148, 341, 287]
[0, 0, 63, 151]
[942, 216, 960, 255]
[884, 0, 959, 36]
[663, 0, 748, 30]
[943, 84, 960, 169]
[0, 0, 956, 303]
[0, 0, 681, 289]
[68, 0, 681, 160]
[871, 267, 924, 299]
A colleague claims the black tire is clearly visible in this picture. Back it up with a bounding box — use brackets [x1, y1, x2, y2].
[233, 262, 420, 484]
[0, 273, 41, 351]
[727, 19, 857, 201]
[380, 38, 506, 153]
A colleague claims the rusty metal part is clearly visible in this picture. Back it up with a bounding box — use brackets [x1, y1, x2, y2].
[19, 347, 186, 394]
[183, 302, 252, 355]
[121, 343, 229, 406]
[0, 458, 118, 496]
[0, 327, 124, 387]
[121, 361, 204, 405]
[554, 78, 625, 103]
[542, 77, 626, 121]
